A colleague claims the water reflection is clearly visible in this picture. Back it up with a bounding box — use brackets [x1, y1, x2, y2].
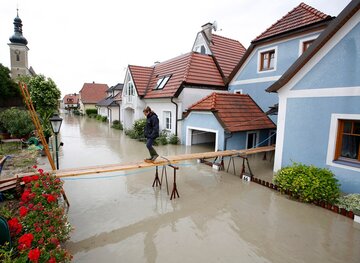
[46, 114, 360, 263]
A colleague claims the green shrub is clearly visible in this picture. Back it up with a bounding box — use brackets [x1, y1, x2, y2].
[88, 113, 97, 118]
[101, 116, 107, 122]
[0, 108, 35, 138]
[73, 109, 81, 115]
[273, 162, 340, 203]
[155, 130, 168, 145]
[85, 109, 97, 116]
[111, 120, 123, 130]
[336, 194, 360, 212]
[96, 115, 102, 120]
[168, 134, 180, 145]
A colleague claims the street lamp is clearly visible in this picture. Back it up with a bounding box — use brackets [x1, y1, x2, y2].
[49, 114, 63, 170]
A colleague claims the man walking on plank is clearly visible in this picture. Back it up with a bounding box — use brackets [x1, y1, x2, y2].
[143, 106, 159, 163]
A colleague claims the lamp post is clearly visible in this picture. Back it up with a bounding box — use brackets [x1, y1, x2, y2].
[49, 114, 63, 170]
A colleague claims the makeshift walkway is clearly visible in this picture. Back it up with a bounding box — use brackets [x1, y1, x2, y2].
[3, 145, 275, 200]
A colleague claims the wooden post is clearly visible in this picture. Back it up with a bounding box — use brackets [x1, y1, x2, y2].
[152, 166, 161, 188]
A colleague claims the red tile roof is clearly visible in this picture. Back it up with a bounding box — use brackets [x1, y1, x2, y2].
[63, 94, 79, 104]
[129, 65, 154, 96]
[130, 52, 225, 99]
[187, 92, 275, 132]
[210, 34, 246, 78]
[79, 83, 108, 103]
[253, 2, 332, 42]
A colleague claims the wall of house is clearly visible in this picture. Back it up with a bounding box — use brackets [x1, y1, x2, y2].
[229, 31, 322, 123]
[281, 97, 360, 193]
[226, 129, 274, 150]
[182, 111, 225, 150]
[276, 12, 360, 193]
[98, 107, 107, 117]
[292, 23, 360, 90]
[110, 105, 120, 122]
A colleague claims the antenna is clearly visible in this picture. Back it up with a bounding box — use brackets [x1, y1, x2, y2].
[212, 21, 218, 31]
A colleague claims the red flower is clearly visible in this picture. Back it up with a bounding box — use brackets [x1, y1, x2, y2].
[22, 176, 32, 184]
[32, 175, 39, 181]
[32, 165, 38, 169]
[35, 226, 42, 233]
[21, 190, 31, 202]
[47, 194, 56, 203]
[50, 237, 60, 246]
[28, 248, 41, 262]
[8, 217, 22, 235]
[48, 257, 56, 263]
[18, 233, 34, 250]
[19, 206, 28, 217]
[37, 169, 44, 174]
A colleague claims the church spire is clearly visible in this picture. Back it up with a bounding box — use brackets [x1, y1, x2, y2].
[9, 9, 28, 45]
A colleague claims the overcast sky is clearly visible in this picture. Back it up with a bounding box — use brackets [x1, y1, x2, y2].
[0, 0, 352, 97]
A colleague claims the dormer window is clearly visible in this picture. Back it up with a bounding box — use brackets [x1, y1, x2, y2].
[155, 75, 171, 90]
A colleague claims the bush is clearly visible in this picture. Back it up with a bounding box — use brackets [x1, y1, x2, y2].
[0, 108, 35, 138]
[111, 120, 123, 130]
[168, 134, 180, 145]
[73, 110, 81, 116]
[1, 167, 72, 262]
[101, 116, 107, 122]
[273, 163, 340, 203]
[85, 109, 97, 116]
[336, 194, 360, 212]
[125, 119, 146, 141]
[155, 130, 168, 145]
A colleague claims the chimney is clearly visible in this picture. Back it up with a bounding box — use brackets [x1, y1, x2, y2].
[201, 22, 213, 42]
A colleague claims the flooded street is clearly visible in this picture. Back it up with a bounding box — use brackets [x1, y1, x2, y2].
[39, 114, 360, 263]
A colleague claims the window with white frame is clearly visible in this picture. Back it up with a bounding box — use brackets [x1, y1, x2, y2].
[164, 111, 172, 130]
[335, 119, 360, 164]
[258, 47, 277, 72]
[299, 35, 318, 56]
[155, 75, 171, 90]
[234, 89, 243, 94]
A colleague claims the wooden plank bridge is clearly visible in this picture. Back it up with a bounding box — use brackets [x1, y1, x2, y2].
[1, 146, 275, 200]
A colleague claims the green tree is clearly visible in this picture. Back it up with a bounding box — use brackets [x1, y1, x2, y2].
[0, 64, 20, 102]
[21, 75, 61, 139]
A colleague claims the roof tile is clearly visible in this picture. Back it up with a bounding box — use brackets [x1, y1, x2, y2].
[253, 2, 332, 42]
[79, 83, 108, 103]
[188, 92, 275, 132]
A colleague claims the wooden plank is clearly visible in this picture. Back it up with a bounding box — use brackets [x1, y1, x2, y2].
[11, 145, 275, 180]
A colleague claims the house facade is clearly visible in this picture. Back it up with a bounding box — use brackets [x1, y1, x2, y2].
[96, 83, 123, 123]
[182, 93, 276, 151]
[267, 0, 360, 193]
[62, 94, 79, 111]
[121, 23, 246, 138]
[228, 3, 334, 123]
[79, 82, 108, 113]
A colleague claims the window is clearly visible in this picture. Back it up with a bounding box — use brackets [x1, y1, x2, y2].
[16, 54, 20, 61]
[155, 75, 171, 90]
[127, 82, 134, 96]
[246, 132, 258, 149]
[302, 40, 314, 53]
[260, 49, 275, 71]
[234, 90, 243, 94]
[335, 120, 360, 164]
[164, 111, 172, 130]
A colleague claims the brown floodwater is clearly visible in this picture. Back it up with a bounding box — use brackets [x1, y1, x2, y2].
[38, 114, 360, 263]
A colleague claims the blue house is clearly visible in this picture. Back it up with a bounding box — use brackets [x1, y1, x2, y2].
[267, 0, 360, 193]
[228, 3, 334, 123]
[182, 92, 275, 151]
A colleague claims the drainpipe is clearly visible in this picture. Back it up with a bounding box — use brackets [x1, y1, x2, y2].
[224, 131, 233, 151]
[107, 106, 112, 123]
[170, 97, 178, 136]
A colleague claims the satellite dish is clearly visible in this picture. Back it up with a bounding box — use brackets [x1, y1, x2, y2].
[212, 21, 218, 31]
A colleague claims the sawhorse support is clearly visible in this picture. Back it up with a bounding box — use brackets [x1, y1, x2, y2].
[152, 166, 161, 188]
[226, 155, 254, 179]
[169, 164, 180, 200]
[160, 165, 169, 195]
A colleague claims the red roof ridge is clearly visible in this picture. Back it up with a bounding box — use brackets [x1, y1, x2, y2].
[299, 2, 330, 19]
[253, 2, 331, 42]
[211, 92, 217, 110]
[183, 52, 195, 81]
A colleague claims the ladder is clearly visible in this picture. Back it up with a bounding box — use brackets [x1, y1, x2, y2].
[19, 82, 56, 170]
[19, 82, 70, 206]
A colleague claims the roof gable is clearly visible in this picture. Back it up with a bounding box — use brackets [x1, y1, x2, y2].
[79, 83, 108, 103]
[210, 34, 246, 79]
[267, 0, 360, 93]
[187, 92, 275, 132]
[254, 2, 332, 42]
[63, 94, 79, 104]
[128, 65, 153, 96]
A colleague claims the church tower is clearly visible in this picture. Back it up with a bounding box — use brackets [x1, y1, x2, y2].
[8, 10, 30, 79]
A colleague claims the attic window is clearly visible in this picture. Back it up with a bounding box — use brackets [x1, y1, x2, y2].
[155, 75, 171, 90]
